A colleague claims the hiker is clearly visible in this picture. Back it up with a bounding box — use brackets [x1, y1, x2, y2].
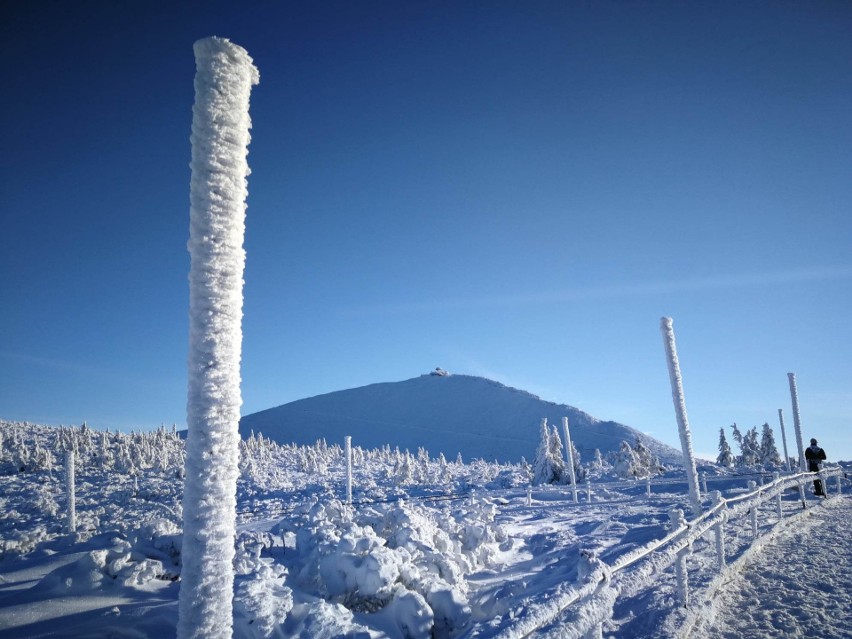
[805, 438, 827, 496]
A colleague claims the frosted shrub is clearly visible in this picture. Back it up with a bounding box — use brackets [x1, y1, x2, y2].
[275, 495, 510, 637]
[35, 481, 59, 517]
[234, 560, 293, 638]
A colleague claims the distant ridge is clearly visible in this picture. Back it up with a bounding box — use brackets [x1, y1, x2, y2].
[240, 373, 682, 464]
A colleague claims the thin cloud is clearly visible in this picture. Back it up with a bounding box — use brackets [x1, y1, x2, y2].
[0, 351, 104, 375]
[343, 265, 852, 316]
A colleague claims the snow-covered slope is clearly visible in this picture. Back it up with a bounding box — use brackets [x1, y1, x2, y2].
[240, 373, 682, 464]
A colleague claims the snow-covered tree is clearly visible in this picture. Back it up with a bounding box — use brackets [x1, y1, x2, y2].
[592, 448, 608, 472]
[730, 423, 743, 454]
[548, 425, 567, 482]
[178, 36, 259, 639]
[533, 419, 559, 485]
[612, 440, 640, 478]
[742, 427, 760, 467]
[759, 423, 782, 466]
[716, 427, 734, 468]
[632, 438, 663, 479]
[730, 423, 759, 467]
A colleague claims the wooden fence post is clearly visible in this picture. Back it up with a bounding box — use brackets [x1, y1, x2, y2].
[710, 490, 726, 571]
[65, 449, 76, 534]
[748, 481, 758, 538]
[669, 508, 689, 606]
[345, 436, 353, 505]
[774, 472, 783, 519]
[577, 550, 604, 639]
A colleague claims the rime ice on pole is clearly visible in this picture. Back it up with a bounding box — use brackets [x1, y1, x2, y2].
[660, 317, 702, 515]
[178, 36, 259, 639]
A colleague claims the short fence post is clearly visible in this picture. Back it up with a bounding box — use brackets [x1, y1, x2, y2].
[820, 469, 828, 497]
[646, 476, 651, 498]
[669, 508, 689, 606]
[586, 477, 592, 503]
[710, 490, 726, 571]
[65, 449, 76, 534]
[774, 472, 783, 519]
[527, 485, 532, 506]
[798, 476, 807, 509]
[837, 472, 843, 496]
[748, 480, 758, 538]
[577, 550, 605, 639]
[345, 435, 353, 505]
[701, 471, 708, 498]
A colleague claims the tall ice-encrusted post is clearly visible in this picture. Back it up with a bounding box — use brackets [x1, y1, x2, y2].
[179, 36, 259, 639]
[660, 317, 702, 515]
[562, 417, 578, 503]
[777, 408, 792, 472]
[787, 373, 806, 472]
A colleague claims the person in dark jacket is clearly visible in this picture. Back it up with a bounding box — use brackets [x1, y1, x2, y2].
[805, 438, 827, 496]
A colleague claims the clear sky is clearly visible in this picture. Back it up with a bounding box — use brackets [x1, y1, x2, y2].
[2, 1, 850, 461]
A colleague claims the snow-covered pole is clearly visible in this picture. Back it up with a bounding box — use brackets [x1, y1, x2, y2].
[345, 436, 353, 505]
[777, 409, 791, 472]
[646, 476, 651, 498]
[660, 317, 702, 515]
[710, 491, 725, 571]
[65, 449, 76, 534]
[748, 480, 758, 537]
[586, 477, 592, 504]
[787, 373, 806, 472]
[774, 472, 783, 518]
[668, 508, 689, 606]
[562, 417, 578, 503]
[700, 471, 708, 497]
[179, 36, 259, 639]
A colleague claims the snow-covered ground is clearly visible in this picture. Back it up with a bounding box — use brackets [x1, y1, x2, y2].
[691, 495, 852, 639]
[0, 420, 849, 638]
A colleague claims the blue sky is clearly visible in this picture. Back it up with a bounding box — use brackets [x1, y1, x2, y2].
[2, 1, 850, 461]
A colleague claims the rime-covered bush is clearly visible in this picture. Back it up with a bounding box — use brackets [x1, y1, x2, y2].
[611, 439, 665, 479]
[273, 494, 512, 637]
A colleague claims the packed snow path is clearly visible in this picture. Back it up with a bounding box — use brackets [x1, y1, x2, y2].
[698, 494, 852, 639]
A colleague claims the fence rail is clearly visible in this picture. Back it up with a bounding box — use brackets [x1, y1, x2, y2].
[496, 466, 845, 639]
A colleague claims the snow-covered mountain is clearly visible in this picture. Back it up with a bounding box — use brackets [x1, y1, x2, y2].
[240, 372, 682, 464]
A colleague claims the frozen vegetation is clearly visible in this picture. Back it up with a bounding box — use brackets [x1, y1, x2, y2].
[0, 419, 849, 638]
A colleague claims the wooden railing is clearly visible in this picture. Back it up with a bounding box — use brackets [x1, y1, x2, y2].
[495, 466, 845, 639]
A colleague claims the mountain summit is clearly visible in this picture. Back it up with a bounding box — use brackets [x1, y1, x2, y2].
[239, 373, 682, 464]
